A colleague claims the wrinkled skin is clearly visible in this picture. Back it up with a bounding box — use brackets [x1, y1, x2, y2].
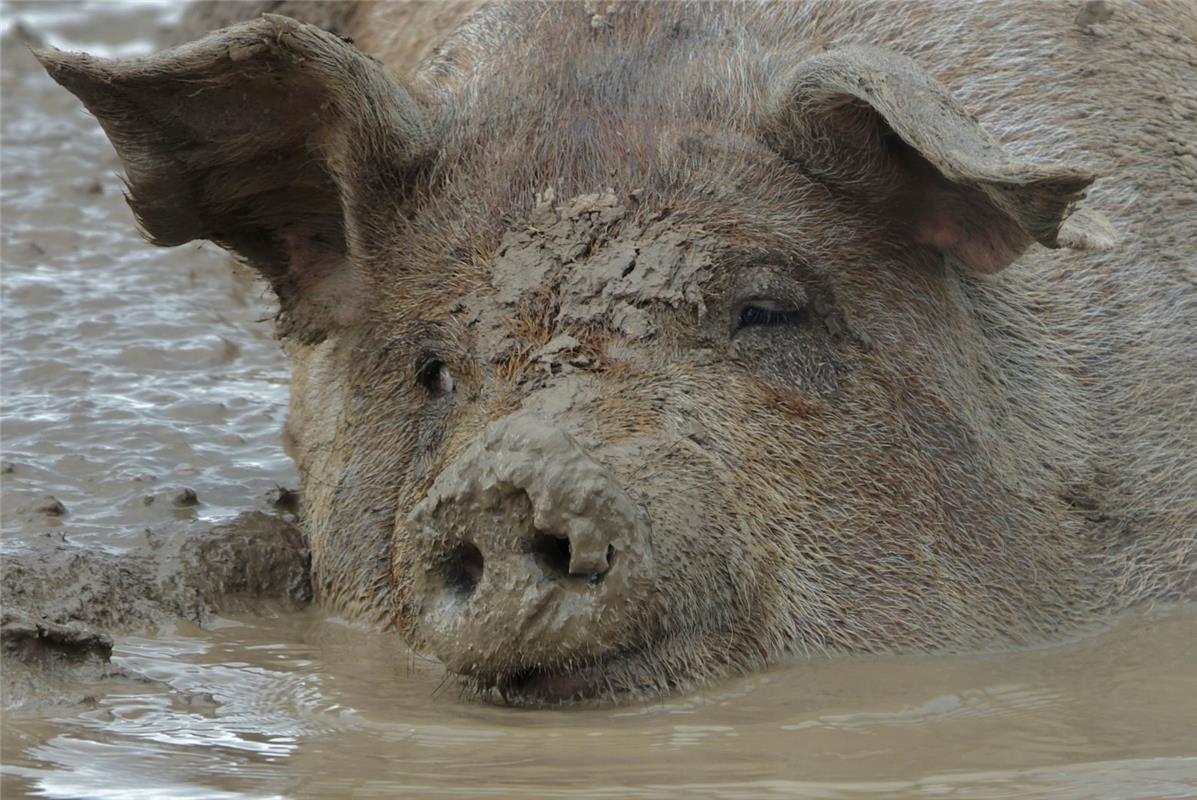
[37, 0, 1196, 705]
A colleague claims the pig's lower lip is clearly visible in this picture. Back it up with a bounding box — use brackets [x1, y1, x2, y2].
[502, 667, 592, 703]
[478, 652, 637, 706]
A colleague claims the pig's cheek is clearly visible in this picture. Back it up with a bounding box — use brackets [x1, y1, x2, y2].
[624, 431, 759, 626]
[410, 403, 455, 482]
[730, 325, 845, 400]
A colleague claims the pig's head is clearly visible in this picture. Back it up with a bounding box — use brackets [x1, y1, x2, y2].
[40, 10, 1114, 705]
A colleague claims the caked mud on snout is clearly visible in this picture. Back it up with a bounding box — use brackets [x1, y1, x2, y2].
[402, 413, 657, 702]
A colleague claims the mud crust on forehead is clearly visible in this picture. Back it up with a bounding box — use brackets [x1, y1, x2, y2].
[489, 190, 717, 341]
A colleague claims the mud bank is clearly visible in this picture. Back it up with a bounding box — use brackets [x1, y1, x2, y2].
[1, 511, 311, 711]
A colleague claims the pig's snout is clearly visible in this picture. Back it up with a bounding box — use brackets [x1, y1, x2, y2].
[406, 414, 655, 676]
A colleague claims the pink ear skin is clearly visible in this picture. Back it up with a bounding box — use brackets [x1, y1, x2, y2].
[281, 229, 362, 330]
[912, 188, 1031, 275]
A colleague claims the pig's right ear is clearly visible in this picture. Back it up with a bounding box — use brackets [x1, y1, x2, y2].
[765, 46, 1115, 275]
[35, 14, 431, 342]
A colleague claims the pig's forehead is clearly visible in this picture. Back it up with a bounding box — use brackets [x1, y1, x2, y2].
[375, 157, 843, 329]
[367, 146, 835, 343]
[490, 189, 718, 332]
[384, 181, 840, 352]
[480, 173, 836, 297]
[373, 117, 849, 330]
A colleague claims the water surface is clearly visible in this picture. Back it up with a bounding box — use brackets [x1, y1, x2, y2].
[2, 608, 1195, 799]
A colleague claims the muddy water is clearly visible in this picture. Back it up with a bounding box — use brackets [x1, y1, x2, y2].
[2, 3, 1196, 799]
[0, 608, 1194, 799]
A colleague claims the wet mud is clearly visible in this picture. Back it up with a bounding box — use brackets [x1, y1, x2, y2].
[2, 511, 310, 711]
[1, 2, 306, 712]
[489, 189, 712, 341]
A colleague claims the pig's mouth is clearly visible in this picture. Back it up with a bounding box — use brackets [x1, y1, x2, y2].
[459, 646, 664, 707]
[496, 665, 598, 704]
[469, 656, 628, 706]
[457, 633, 715, 707]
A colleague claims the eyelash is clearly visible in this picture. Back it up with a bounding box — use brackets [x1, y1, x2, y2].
[736, 304, 804, 331]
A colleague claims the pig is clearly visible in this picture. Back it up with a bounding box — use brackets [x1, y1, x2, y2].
[35, 0, 1196, 705]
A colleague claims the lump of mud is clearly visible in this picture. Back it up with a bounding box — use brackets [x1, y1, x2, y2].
[1, 617, 113, 671]
[264, 485, 301, 514]
[24, 495, 67, 517]
[2, 511, 310, 632]
[0, 511, 311, 710]
[173, 511, 312, 607]
[0, 616, 128, 712]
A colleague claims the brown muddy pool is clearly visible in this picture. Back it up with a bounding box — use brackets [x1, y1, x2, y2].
[2, 3, 1196, 798]
[3, 607, 1197, 799]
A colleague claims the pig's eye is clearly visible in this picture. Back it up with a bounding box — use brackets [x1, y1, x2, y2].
[734, 301, 804, 333]
[415, 354, 454, 397]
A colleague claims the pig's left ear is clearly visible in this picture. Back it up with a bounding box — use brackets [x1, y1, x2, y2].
[36, 14, 431, 342]
[765, 46, 1115, 274]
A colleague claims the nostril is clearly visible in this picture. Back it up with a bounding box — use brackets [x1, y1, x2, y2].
[530, 535, 615, 583]
[587, 545, 615, 585]
[442, 541, 484, 597]
[530, 533, 571, 580]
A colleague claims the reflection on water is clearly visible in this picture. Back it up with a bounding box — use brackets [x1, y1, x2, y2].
[1, 3, 1195, 798]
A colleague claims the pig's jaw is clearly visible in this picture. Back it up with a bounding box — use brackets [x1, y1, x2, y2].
[460, 647, 662, 707]
[453, 627, 758, 707]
